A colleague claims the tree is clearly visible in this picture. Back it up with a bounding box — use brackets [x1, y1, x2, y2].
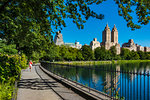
[57, 45, 83, 61]
[0, 39, 18, 55]
[39, 44, 61, 61]
[1, 0, 149, 36]
[110, 46, 117, 58]
[94, 47, 103, 60]
[105, 50, 112, 60]
[114, 0, 150, 30]
[94, 46, 112, 60]
[120, 48, 131, 60]
[0, 0, 104, 54]
[137, 51, 146, 60]
[1, 0, 150, 58]
[94, 47, 106, 60]
[144, 52, 150, 60]
[76, 50, 84, 61]
[81, 45, 94, 61]
[128, 50, 140, 60]
[0, 0, 149, 46]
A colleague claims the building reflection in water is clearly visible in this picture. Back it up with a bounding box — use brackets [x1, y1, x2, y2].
[103, 65, 120, 96]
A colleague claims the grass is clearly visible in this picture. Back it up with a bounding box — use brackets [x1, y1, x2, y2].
[117, 60, 150, 64]
[53, 61, 112, 66]
[52, 60, 150, 66]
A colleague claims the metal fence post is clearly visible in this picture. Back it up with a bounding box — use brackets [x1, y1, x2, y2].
[140, 71, 142, 100]
[137, 72, 138, 100]
[148, 71, 149, 100]
[89, 66, 90, 92]
[144, 71, 145, 100]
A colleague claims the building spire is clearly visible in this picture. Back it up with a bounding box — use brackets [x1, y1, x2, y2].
[105, 23, 110, 29]
[114, 24, 116, 28]
[112, 24, 117, 31]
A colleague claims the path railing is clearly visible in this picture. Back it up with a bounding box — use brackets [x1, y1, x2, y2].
[41, 61, 150, 100]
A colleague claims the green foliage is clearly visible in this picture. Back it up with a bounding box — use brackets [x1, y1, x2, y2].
[114, 0, 150, 30]
[94, 46, 112, 60]
[0, 0, 104, 58]
[0, 55, 20, 82]
[0, 54, 27, 99]
[0, 78, 15, 100]
[40, 44, 84, 61]
[0, 0, 149, 60]
[20, 54, 28, 69]
[59, 45, 84, 61]
[76, 50, 84, 61]
[120, 48, 131, 60]
[127, 50, 140, 60]
[31, 51, 40, 62]
[0, 54, 27, 82]
[137, 51, 146, 60]
[145, 52, 150, 59]
[40, 44, 149, 62]
[0, 40, 18, 55]
[137, 51, 150, 60]
[94, 47, 104, 60]
[81, 45, 94, 61]
[110, 46, 117, 58]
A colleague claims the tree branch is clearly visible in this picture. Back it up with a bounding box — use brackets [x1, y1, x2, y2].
[0, 0, 13, 14]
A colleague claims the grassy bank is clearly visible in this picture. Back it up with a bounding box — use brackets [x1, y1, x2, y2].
[117, 60, 150, 64]
[53, 61, 112, 66]
[52, 60, 150, 66]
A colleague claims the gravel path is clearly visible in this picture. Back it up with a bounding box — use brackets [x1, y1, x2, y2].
[17, 64, 85, 100]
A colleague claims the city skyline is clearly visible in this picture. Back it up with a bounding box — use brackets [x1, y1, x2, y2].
[53, 0, 150, 47]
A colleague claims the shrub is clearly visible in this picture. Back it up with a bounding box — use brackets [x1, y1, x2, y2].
[20, 54, 28, 69]
[0, 54, 27, 82]
[0, 78, 15, 100]
[0, 54, 27, 99]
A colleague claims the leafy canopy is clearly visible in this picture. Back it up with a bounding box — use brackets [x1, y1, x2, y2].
[1, 0, 150, 40]
[0, 0, 150, 57]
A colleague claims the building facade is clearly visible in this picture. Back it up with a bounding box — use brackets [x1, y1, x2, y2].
[75, 42, 82, 49]
[144, 47, 150, 52]
[122, 39, 150, 52]
[101, 24, 120, 54]
[122, 39, 137, 51]
[90, 38, 101, 50]
[54, 31, 64, 46]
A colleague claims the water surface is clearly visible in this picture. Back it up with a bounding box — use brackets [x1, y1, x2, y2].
[42, 62, 150, 100]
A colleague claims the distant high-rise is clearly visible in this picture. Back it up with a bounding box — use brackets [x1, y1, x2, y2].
[111, 25, 118, 44]
[101, 24, 120, 54]
[102, 24, 111, 43]
[54, 31, 64, 46]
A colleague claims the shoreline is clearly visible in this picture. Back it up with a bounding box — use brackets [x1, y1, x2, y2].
[48, 60, 150, 66]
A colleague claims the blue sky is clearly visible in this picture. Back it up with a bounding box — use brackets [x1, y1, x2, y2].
[54, 0, 150, 47]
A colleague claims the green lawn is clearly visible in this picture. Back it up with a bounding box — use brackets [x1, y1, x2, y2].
[52, 60, 150, 66]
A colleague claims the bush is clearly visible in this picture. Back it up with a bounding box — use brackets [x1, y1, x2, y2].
[20, 54, 28, 69]
[0, 54, 27, 82]
[0, 78, 15, 100]
[0, 54, 27, 100]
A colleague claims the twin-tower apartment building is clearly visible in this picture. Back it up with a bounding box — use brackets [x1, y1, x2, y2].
[90, 24, 120, 54]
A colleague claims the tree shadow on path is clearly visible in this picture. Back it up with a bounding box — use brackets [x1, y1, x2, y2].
[18, 78, 59, 90]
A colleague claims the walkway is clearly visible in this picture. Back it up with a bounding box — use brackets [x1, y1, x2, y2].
[17, 64, 85, 100]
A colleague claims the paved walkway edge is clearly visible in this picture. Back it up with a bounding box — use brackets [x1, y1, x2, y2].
[40, 65, 112, 100]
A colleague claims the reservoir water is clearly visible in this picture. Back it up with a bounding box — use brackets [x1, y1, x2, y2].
[42, 62, 150, 100]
